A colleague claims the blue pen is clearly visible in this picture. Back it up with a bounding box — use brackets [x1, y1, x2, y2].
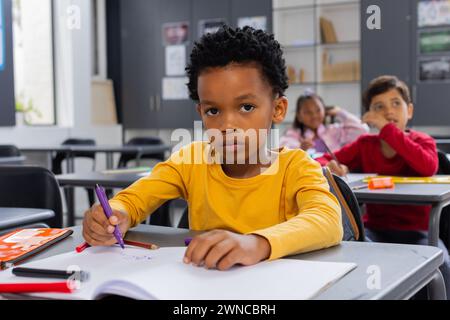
[95, 184, 125, 249]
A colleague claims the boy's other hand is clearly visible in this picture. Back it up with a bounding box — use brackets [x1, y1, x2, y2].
[362, 111, 389, 131]
[82, 204, 130, 246]
[327, 160, 349, 177]
[183, 230, 271, 271]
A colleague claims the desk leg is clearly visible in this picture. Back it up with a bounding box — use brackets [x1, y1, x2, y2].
[66, 152, 75, 174]
[106, 152, 114, 170]
[427, 269, 447, 300]
[65, 187, 76, 227]
[428, 203, 446, 247]
[136, 152, 143, 167]
[46, 152, 53, 170]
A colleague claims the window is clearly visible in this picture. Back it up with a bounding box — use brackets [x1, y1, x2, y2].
[12, 0, 55, 125]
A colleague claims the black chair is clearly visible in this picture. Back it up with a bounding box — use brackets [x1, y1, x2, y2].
[52, 138, 97, 207]
[0, 166, 63, 229]
[0, 145, 21, 157]
[177, 168, 365, 242]
[117, 137, 165, 168]
[437, 150, 450, 175]
[178, 204, 189, 229]
[322, 167, 365, 241]
[437, 150, 450, 250]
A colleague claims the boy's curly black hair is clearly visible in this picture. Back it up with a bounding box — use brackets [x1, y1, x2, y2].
[186, 25, 289, 102]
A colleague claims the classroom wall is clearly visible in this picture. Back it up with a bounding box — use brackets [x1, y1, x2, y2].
[0, 0, 122, 224]
[0, 0, 122, 150]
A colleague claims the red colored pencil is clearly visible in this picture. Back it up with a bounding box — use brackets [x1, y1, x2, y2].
[0, 282, 73, 293]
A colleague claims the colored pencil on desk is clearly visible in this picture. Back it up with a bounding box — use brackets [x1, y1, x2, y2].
[0, 282, 74, 294]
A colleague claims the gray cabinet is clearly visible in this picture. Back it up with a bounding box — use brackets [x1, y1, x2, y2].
[361, 0, 450, 127]
[361, 0, 413, 90]
[411, 0, 450, 126]
[119, 0, 272, 130]
[154, 0, 195, 129]
[121, 0, 160, 128]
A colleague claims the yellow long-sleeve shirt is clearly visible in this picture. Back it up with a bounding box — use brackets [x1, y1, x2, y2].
[109, 142, 343, 260]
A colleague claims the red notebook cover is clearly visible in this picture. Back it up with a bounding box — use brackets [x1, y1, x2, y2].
[0, 228, 73, 270]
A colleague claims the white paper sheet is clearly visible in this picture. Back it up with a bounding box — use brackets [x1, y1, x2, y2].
[0, 246, 356, 300]
[162, 77, 189, 100]
[165, 45, 186, 76]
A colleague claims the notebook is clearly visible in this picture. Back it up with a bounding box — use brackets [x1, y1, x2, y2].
[0, 246, 356, 300]
[0, 229, 73, 270]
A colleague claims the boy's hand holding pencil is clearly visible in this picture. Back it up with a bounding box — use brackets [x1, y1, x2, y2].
[82, 204, 131, 247]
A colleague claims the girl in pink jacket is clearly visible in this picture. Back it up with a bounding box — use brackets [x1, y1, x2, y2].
[280, 93, 368, 155]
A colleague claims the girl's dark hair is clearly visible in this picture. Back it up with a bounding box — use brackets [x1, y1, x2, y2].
[186, 25, 289, 101]
[363, 75, 412, 111]
[293, 93, 326, 137]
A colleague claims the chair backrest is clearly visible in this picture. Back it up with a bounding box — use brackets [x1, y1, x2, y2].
[322, 167, 365, 241]
[437, 150, 450, 250]
[118, 136, 165, 168]
[437, 150, 450, 174]
[0, 166, 63, 228]
[52, 138, 96, 174]
[0, 145, 21, 157]
[178, 206, 189, 229]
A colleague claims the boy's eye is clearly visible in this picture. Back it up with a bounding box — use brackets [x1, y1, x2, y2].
[240, 104, 255, 113]
[205, 108, 219, 116]
[371, 104, 383, 112]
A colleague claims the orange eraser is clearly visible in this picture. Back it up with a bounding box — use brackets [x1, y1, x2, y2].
[368, 177, 394, 190]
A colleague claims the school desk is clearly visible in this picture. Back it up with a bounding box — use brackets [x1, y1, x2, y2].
[20, 145, 171, 172]
[0, 208, 55, 232]
[56, 170, 169, 227]
[0, 156, 26, 165]
[0, 225, 445, 300]
[348, 174, 450, 247]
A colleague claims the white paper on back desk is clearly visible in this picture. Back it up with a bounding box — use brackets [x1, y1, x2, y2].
[0, 246, 356, 300]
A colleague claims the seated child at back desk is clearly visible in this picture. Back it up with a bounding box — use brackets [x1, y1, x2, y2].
[316, 75, 450, 298]
[280, 92, 369, 155]
[81, 26, 343, 271]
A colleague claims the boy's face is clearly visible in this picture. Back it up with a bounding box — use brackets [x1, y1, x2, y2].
[196, 64, 288, 163]
[369, 88, 414, 131]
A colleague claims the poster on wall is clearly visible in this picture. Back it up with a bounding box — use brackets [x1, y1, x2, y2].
[162, 77, 189, 100]
[418, 0, 450, 27]
[165, 45, 186, 76]
[419, 29, 450, 54]
[198, 18, 226, 37]
[419, 57, 450, 82]
[237, 16, 267, 31]
[162, 22, 189, 46]
[0, 0, 5, 71]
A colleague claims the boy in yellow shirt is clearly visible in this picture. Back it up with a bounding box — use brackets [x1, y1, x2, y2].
[82, 26, 342, 270]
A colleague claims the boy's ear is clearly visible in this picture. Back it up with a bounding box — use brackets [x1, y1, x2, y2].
[407, 103, 414, 120]
[196, 104, 202, 117]
[272, 96, 288, 124]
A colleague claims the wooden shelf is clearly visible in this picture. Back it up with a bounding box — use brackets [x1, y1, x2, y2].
[273, 0, 359, 12]
[289, 81, 360, 86]
[274, 0, 361, 115]
[283, 41, 359, 50]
